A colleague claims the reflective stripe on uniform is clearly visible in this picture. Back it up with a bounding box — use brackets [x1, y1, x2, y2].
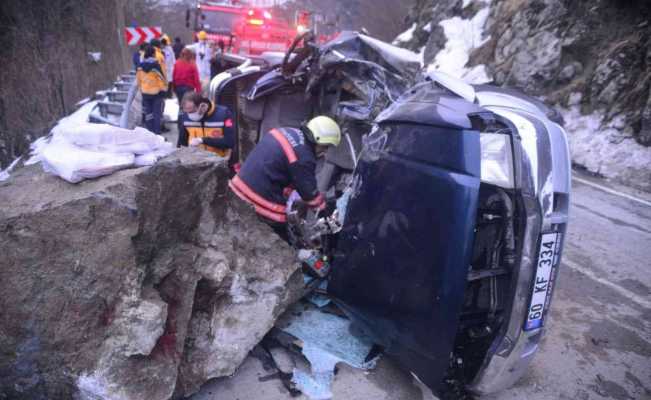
[183, 121, 224, 127]
[229, 177, 287, 223]
[269, 129, 298, 164]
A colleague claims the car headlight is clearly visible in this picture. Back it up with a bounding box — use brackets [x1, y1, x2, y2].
[480, 133, 515, 189]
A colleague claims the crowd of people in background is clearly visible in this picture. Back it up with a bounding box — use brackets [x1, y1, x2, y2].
[133, 30, 343, 243]
[133, 31, 228, 141]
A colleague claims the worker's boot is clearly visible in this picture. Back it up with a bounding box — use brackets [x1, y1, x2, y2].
[298, 249, 331, 278]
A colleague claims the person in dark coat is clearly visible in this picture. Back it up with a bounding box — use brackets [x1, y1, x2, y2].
[229, 116, 341, 236]
[132, 43, 146, 70]
[173, 37, 184, 59]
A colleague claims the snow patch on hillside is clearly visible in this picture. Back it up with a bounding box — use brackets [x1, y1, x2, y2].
[428, 1, 492, 84]
[560, 95, 651, 191]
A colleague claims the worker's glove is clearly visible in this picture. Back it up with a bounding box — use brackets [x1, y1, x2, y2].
[189, 138, 203, 146]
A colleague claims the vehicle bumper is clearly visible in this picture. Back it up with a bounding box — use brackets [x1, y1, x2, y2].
[468, 107, 571, 395]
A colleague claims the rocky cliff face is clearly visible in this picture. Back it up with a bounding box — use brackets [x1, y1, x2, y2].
[0, 150, 303, 399]
[397, 0, 651, 191]
[0, 0, 132, 170]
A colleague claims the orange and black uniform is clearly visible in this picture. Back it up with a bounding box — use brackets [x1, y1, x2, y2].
[178, 102, 234, 157]
[136, 57, 168, 134]
[229, 127, 325, 224]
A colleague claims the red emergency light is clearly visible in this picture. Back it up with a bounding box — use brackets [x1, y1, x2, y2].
[246, 8, 272, 26]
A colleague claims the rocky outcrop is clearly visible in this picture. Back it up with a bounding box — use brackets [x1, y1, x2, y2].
[0, 1, 134, 170]
[478, 0, 651, 190]
[394, 0, 463, 62]
[0, 149, 303, 399]
[396, 0, 651, 191]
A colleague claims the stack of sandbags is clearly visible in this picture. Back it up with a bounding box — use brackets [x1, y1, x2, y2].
[40, 123, 175, 183]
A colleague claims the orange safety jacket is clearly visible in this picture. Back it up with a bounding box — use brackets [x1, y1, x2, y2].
[179, 102, 234, 158]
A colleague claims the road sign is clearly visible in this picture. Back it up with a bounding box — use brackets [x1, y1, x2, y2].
[124, 26, 162, 46]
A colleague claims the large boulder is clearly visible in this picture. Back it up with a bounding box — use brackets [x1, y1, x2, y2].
[0, 149, 303, 400]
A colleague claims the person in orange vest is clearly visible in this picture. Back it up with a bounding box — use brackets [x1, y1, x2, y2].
[178, 91, 234, 158]
[149, 38, 167, 81]
[136, 45, 167, 134]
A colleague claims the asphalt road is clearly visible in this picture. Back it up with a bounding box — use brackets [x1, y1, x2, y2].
[188, 168, 651, 400]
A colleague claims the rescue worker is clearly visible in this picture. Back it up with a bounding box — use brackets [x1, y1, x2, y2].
[186, 31, 212, 90]
[178, 91, 234, 157]
[149, 38, 168, 81]
[229, 117, 341, 238]
[136, 45, 167, 134]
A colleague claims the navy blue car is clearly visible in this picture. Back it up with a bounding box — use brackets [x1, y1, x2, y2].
[213, 32, 571, 397]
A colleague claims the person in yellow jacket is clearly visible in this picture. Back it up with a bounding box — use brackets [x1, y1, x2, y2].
[150, 38, 170, 132]
[136, 45, 168, 134]
[149, 38, 167, 81]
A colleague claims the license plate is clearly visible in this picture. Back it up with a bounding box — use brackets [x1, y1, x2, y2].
[524, 232, 561, 331]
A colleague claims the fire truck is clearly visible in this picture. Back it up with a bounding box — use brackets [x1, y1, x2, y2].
[186, 1, 298, 56]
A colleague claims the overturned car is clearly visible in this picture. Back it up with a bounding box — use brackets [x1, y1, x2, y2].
[212, 32, 571, 397]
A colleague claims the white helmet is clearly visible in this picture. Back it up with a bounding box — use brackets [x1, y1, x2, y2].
[306, 116, 341, 146]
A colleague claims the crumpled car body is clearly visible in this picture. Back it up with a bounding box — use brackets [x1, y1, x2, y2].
[214, 32, 571, 397]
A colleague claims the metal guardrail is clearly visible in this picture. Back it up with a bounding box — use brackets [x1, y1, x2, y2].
[119, 81, 138, 129]
[114, 81, 132, 91]
[105, 91, 129, 103]
[97, 101, 124, 117]
[89, 72, 138, 127]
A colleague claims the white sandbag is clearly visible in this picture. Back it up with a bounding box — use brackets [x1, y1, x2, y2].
[134, 142, 175, 166]
[39, 123, 175, 183]
[42, 139, 135, 183]
[58, 123, 165, 154]
[133, 153, 158, 167]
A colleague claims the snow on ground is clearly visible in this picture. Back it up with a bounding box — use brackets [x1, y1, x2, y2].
[560, 94, 651, 191]
[428, 0, 492, 84]
[76, 97, 91, 107]
[0, 157, 21, 182]
[1, 99, 98, 181]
